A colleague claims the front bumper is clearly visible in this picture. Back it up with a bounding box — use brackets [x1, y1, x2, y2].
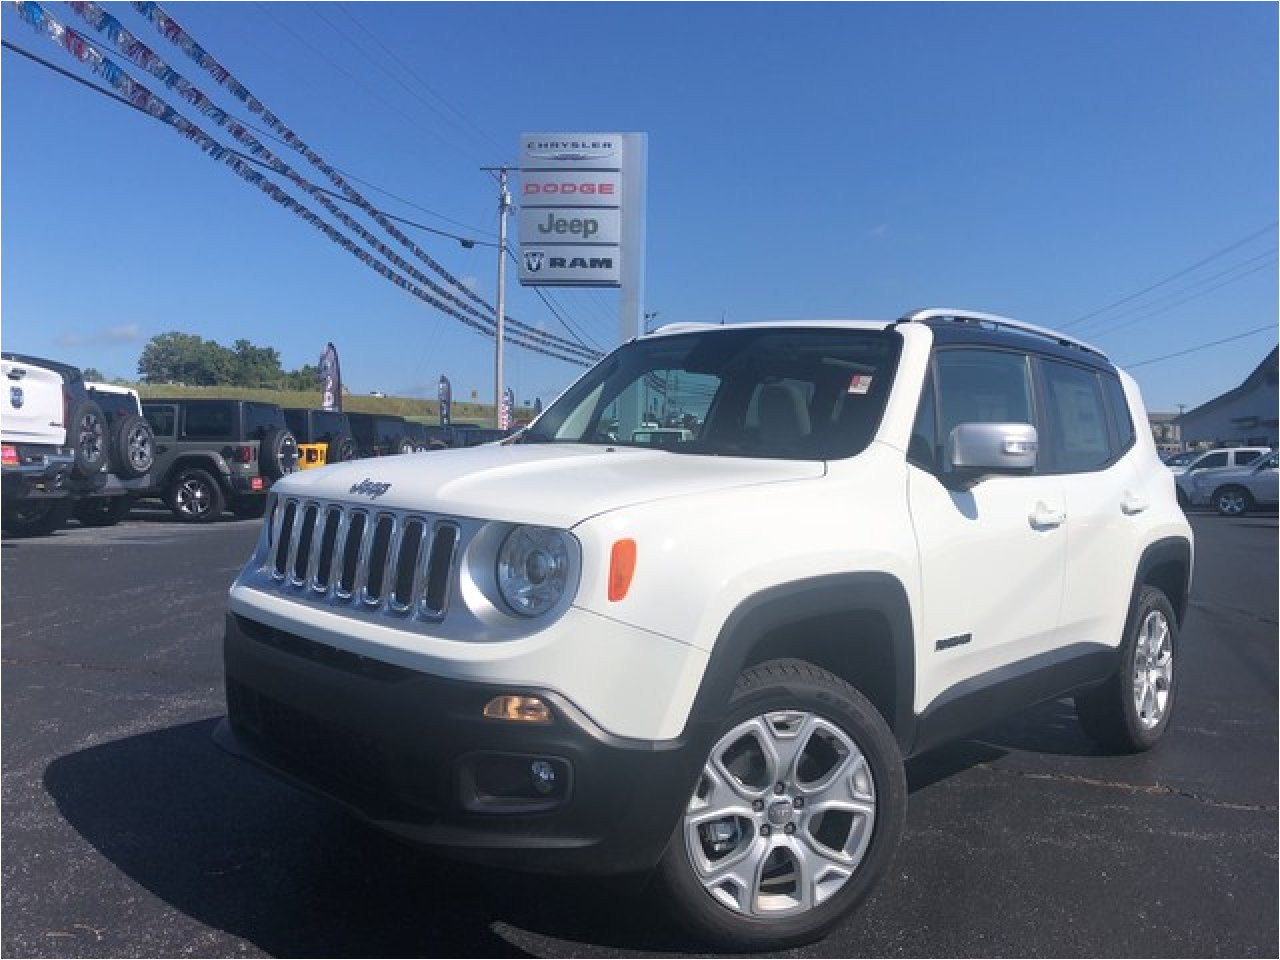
[218, 613, 713, 875]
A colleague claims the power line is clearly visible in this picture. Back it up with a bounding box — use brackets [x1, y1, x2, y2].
[1087, 255, 1278, 338]
[1122, 324, 1277, 369]
[0, 30, 594, 367]
[1063, 222, 1279, 329]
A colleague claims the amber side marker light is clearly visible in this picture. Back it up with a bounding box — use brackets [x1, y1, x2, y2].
[483, 695, 553, 724]
[609, 538, 637, 602]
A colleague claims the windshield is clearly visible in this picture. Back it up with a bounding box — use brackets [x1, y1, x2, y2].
[523, 327, 900, 460]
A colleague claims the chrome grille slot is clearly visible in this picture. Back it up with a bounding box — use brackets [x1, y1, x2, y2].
[337, 511, 367, 597]
[363, 515, 395, 605]
[291, 504, 319, 585]
[423, 523, 459, 616]
[313, 507, 341, 591]
[391, 520, 425, 611]
[253, 498, 464, 622]
[273, 501, 297, 579]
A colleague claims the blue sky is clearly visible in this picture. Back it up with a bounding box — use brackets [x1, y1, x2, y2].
[2, 2, 1276, 413]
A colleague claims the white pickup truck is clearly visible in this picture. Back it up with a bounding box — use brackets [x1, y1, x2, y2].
[1, 354, 154, 536]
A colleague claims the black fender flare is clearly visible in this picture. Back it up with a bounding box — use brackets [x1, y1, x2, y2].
[1133, 536, 1193, 626]
[682, 573, 917, 754]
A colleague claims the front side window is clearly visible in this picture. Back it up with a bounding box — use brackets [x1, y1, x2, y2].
[1194, 452, 1228, 470]
[934, 348, 1034, 438]
[1235, 450, 1264, 466]
[143, 405, 176, 437]
[523, 328, 901, 460]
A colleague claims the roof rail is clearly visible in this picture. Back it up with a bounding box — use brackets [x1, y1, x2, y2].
[898, 307, 1107, 359]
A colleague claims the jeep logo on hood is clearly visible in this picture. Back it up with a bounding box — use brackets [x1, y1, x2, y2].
[349, 478, 392, 499]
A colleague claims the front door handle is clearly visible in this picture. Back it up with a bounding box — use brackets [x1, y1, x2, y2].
[1121, 492, 1149, 515]
[1029, 502, 1066, 529]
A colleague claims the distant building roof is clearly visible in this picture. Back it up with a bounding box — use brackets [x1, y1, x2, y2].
[1177, 346, 1279, 424]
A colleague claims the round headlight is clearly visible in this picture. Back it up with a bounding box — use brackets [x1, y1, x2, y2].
[497, 525, 571, 617]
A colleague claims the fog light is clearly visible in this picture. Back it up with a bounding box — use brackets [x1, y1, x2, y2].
[483, 695, 552, 724]
[530, 759, 557, 795]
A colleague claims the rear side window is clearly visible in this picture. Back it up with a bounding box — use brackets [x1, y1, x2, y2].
[1041, 360, 1111, 474]
[243, 403, 284, 438]
[1101, 375, 1135, 454]
[313, 412, 347, 442]
[1236, 450, 1264, 466]
[182, 403, 233, 440]
[283, 409, 307, 439]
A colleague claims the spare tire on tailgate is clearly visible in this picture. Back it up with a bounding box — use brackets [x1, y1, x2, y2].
[110, 414, 155, 479]
[260, 428, 298, 479]
[66, 399, 107, 479]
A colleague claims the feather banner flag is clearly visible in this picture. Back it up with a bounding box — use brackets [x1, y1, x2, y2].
[438, 376, 452, 427]
[318, 343, 342, 412]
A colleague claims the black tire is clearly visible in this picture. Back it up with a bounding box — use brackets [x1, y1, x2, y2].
[110, 414, 155, 479]
[165, 467, 225, 523]
[259, 428, 299, 480]
[1211, 484, 1253, 517]
[67, 399, 108, 479]
[1075, 585, 1179, 753]
[2, 499, 74, 537]
[73, 495, 133, 527]
[231, 495, 267, 520]
[654, 659, 907, 951]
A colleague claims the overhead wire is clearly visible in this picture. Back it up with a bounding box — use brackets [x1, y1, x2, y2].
[1063, 222, 1279, 330]
[64, 1, 600, 361]
[1122, 324, 1277, 370]
[2, 11, 594, 367]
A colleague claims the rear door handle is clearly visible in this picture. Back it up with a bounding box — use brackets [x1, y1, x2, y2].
[1029, 502, 1066, 529]
[1121, 492, 1149, 515]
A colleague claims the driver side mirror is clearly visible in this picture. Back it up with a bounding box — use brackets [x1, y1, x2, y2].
[945, 422, 1038, 488]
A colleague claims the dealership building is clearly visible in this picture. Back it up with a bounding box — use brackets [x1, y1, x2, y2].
[1175, 346, 1279, 448]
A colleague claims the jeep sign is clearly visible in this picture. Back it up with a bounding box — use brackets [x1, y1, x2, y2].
[518, 208, 622, 246]
[519, 132, 639, 289]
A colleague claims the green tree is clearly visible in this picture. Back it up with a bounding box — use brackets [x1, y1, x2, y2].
[231, 339, 283, 387]
[138, 332, 234, 385]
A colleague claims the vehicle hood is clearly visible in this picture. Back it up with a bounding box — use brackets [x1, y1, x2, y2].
[271, 443, 825, 527]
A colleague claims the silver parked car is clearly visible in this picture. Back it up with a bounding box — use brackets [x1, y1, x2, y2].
[1170, 446, 1271, 507]
[1191, 450, 1278, 516]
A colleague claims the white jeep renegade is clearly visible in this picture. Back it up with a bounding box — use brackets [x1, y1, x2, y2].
[217, 309, 1193, 949]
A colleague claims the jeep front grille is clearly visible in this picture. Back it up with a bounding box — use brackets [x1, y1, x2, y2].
[266, 498, 459, 618]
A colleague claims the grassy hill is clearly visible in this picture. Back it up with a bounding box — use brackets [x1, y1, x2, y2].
[129, 383, 524, 423]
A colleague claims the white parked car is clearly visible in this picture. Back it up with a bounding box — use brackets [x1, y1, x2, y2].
[216, 309, 1193, 949]
[1169, 446, 1270, 507]
[1191, 449, 1278, 515]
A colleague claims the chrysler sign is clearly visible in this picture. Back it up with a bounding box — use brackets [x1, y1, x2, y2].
[519, 132, 635, 288]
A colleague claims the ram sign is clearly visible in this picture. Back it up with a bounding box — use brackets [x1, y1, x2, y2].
[518, 132, 640, 288]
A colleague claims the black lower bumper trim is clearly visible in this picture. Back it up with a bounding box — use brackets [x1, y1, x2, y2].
[219, 613, 714, 875]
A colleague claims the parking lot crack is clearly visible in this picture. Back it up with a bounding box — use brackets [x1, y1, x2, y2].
[0, 655, 167, 679]
[979, 764, 1277, 812]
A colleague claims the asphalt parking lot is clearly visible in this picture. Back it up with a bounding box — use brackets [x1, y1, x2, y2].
[2, 508, 1276, 958]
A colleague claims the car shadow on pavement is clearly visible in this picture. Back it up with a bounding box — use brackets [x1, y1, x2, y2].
[42, 719, 697, 957]
[904, 698, 1102, 791]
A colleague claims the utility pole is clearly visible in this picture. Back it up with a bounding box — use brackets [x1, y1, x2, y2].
[492, 165, 511, 429]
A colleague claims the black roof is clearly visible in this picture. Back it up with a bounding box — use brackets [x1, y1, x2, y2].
[913, 319, 1116, 373]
